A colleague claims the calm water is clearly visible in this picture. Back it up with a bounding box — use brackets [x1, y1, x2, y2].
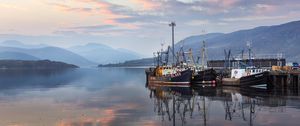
[0, 68, 299, 126]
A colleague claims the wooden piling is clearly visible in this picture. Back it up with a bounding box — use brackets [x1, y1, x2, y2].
[281, 76, 285, 89]
[298, 74, 300, 91]
[287, 74, 291, 87]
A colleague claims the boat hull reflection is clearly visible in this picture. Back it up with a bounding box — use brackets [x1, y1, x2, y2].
[147, 84, 297, 126]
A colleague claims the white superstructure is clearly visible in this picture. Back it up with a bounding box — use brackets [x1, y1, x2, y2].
[231, 68, 269, 79]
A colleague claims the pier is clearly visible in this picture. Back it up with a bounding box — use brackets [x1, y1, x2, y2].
[269, 70, 300, 91]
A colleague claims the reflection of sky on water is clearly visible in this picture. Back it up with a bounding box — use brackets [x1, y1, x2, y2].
[0, 68, 158, 126]
[0, 68, 299, 126]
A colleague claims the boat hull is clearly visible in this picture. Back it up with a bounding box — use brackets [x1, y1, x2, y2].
[147, 69, 192, 86]
[239, 71, 270, 87]
[192, 69, 217, 86]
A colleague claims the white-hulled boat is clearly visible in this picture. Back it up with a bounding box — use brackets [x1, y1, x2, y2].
[223, 67, 270, 87]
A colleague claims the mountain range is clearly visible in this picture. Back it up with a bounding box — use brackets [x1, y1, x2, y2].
[0, 41, 141, 67]
[103, 20, 300, 66]
[176, 20, 300, 62]
[0, 46, 95, 66]
[68, 43, 141, 64]
[0, 40, 47, 48]
[2, 20, 300, 67]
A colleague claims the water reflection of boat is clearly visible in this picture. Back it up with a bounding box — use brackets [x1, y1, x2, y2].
[146, 86, 203, 126]
[223, 93, 257, 126]
[223, 93, 286, 125]
[148, 85, 212, 126]
[147, 85, 296, 126]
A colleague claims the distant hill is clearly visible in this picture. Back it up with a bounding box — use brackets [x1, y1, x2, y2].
[0, 52, 40, 60]
[0, 46, 96, 67]
[99, 58, 154, 67]
[103, 20, 300, 66]
[175, 33, 224, 49]
[0, 40, 47, 48]
[175, 20, 300, 62]
[69, 43, 141, 64]
[0, 60, 78, 69]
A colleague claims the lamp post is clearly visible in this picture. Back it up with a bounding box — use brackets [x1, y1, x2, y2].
[169, 22, 176, 65]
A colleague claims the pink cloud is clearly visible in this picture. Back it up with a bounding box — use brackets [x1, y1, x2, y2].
[49, 0, 124, 18]
[75, 0, 110, 9]
[205, 0, 238, 8]
[222, 0, 239, 8]
[255, 4, 277, 14]
[49, 0, 136, 30]
[196, 0, 239, 14]
[129, 0, 160, 10]
[50, 3, 93, 13]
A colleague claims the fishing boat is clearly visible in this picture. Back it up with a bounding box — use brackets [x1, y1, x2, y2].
[146, 22, 195, 86]
[192, 68, 217, 85]
[147, 66, 192, 86]
[222, 42, 271, 87]
[191, 41, 217, 87]
[230, 68, 270, 87]
[145, 46, 193, 86]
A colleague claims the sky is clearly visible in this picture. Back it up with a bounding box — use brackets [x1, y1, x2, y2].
[1, 0, 300, 57]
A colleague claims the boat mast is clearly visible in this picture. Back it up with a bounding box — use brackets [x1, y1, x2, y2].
[201, 30, 206, 70]
[247, 41, 253, 67]
[189, 48, 195, 67]
[160, 42, 164, 66]
[153, 52, 157, 66]
[169, 22, 176, 65]
[201, 41, 206, 70]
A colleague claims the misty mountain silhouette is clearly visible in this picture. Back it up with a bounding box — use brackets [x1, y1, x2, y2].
[69, 43, 141, 64]
[175, 20, 300, 62]
[0, 45, 96, 66]
[105, 20, 300, 66]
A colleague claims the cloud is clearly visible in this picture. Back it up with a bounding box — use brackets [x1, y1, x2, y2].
[62, 23, 138, 36]
[48, 0, 300, 42]
[68, 25, 116, 30]
[48, 0, 137, 32]
[2, 0, 300, 55]
[204, 0, 239, 8]
[49, 3, 93, 13]
[0, 3, 28, 11]
[254, 4, 277, 14]
[185, 20, 209, 26]
[222, 15, 286, 22]
[48, 1, 126, 18]
[129, 0, 161, 11]
[75, 0, 110, 8]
